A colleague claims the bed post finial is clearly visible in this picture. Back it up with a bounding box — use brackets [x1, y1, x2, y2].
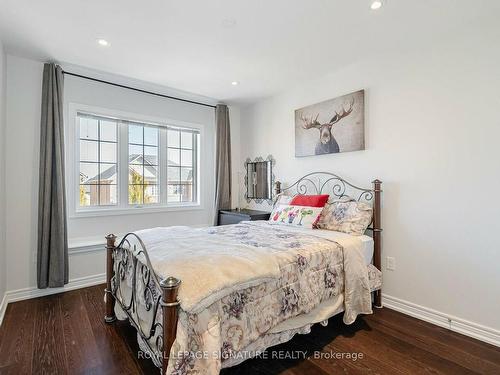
[275, 180, 281, 195]
[372, 180, 383, 308]
[160, 276, 181, 375]
[104, 234, 117, 323]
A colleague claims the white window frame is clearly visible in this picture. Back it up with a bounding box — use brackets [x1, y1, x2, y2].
[67, 103, 204, 218]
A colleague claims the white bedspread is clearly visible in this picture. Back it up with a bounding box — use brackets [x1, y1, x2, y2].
[135, 225, 281, 313]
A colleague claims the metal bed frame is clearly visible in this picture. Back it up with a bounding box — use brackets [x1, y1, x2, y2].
[104, 172, 382, 374]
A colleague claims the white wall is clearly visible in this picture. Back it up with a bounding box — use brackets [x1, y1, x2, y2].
[239, 24, 500, 331]
[0, 39, 7, 312]
[5, 55, 43, 292]
[4, 55, 239, 292]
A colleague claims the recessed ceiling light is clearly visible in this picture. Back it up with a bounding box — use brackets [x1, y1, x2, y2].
[231, 81, 239, 86]
[97, 39, 109, 47]
[370, 0, 383, 10]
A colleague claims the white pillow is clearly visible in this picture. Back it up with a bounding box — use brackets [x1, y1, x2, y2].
[269, 204, 323, 229]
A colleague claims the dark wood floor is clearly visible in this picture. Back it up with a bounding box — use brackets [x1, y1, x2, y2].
[0, 285, 499, 375]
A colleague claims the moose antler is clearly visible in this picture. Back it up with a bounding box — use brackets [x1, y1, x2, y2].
[329, 98, 355, 125]
[301, 113, 321, 129]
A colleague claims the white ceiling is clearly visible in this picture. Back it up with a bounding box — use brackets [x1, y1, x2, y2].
[0, 0, 498, 104]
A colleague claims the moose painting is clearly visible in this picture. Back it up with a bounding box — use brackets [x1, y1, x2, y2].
[295, 90, 365, 157]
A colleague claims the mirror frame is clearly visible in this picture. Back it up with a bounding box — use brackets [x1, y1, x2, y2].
[244, 155, 276, 205]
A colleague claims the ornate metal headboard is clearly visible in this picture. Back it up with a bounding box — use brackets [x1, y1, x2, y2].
[275, 172, 383, 308]
[275, 171, 375, 204]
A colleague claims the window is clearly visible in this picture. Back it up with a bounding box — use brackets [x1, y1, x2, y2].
[75, 111, 200, 212]
[128, 124, 159, 204]
[167, 128, 198, 203]
[79, 115, 118, 206]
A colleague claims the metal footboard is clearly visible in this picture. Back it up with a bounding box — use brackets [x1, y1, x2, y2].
[104, 233, 181, 375]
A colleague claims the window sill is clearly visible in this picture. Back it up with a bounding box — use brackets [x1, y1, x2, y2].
[70, 203, 204, 218]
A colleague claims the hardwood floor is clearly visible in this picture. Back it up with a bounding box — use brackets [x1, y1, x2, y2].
[0, 284, 499, 374]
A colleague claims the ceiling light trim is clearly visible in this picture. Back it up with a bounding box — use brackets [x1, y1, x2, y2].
[97, 38, 110, 47]
[370, 0, 383, 10]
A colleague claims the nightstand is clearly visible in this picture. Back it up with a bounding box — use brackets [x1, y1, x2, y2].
[218, 209, 271, 226]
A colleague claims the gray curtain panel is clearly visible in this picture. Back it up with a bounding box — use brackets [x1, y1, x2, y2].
[214, 104, 232, 225]
[37, 63, 69, 288]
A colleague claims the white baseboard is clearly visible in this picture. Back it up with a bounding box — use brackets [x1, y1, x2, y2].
[383, 294, 500, 347]
[0, 273, 106, 327]
[6, 273, 106, 303]
[0, 292, 7, 327]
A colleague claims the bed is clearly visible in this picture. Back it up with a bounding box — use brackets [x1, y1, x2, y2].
[104, 172, 383, 375]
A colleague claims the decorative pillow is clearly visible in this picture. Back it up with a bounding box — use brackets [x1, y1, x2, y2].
[316, 198, 373, 235]
[269, 204, 324, 228]
[290, 194, 329, 208]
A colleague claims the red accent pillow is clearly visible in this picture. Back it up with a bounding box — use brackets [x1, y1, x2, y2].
[290, 194, 329, 208]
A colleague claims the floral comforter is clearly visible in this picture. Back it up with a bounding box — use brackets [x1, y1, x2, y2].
[114, 222, 381, 375]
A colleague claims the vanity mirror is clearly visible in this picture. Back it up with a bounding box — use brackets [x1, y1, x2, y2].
[244, 155, 275, 204]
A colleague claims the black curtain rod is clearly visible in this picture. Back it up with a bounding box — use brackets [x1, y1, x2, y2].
[62, 71, 217, 109]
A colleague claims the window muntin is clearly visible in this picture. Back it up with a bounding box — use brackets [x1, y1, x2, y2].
[76, 111, 200, 211]
[78, 115, 118, 206]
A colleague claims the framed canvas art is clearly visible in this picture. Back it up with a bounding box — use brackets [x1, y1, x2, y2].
[295, 89, 365, 157]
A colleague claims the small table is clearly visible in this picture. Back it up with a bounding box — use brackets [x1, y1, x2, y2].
[218, 209, 271, 226]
